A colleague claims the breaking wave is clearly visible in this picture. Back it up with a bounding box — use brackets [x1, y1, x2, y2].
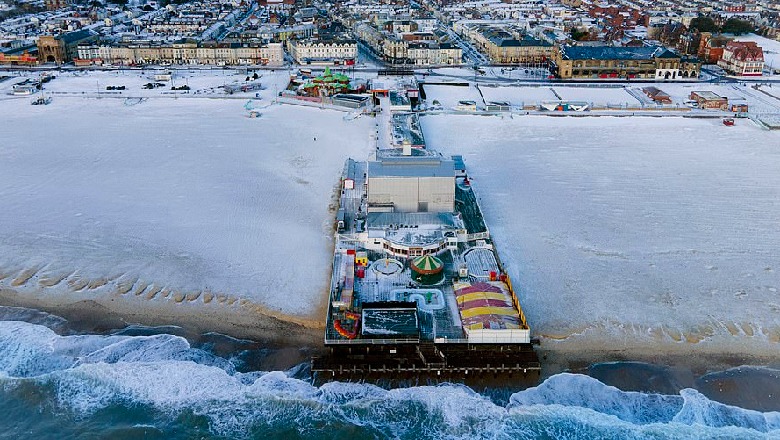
[0, 320, 778, 439]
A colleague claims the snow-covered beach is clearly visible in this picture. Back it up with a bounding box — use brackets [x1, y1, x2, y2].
[421, 113, 780, 366]
[0, 70, 373, 342]
[1, 69, 780, 366]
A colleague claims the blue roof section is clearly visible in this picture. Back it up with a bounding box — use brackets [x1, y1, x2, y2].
[451, 155, 465, 171]
[559, 45, 678, 61]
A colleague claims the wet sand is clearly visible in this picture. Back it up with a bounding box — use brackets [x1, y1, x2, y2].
[0, 286, 323, 349]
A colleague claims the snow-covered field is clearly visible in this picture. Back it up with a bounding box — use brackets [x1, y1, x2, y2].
[479, 85, 558, 106]
[655, 82, 780, 112]
[554, 86, 637, 106]
[0, 69, 295, 101]
[0, 73, 373, 319]
[423, 83, 484, 109]
[422, 114, 780, 350]
[428, 82, 780, 113]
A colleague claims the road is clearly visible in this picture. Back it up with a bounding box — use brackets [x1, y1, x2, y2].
[440, 25, 488, 66]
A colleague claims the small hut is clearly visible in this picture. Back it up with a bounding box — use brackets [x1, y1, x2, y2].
[410, 255, 444, 285]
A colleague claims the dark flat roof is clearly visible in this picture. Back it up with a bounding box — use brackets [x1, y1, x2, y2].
[368, 158, 455, 178]
[361, 306, 419, 337]
[59, 29, 96, 44]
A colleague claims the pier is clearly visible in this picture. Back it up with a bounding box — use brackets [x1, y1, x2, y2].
[313, 75, 539, 380]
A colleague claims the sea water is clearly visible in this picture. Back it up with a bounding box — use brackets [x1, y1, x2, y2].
[0, 311, 778, 440]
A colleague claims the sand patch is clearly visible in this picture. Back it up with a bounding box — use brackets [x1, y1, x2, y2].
[649, 326, 664, 341]
[146, 288, 163, 300]
[664, 326, 683, 342]
[87, 277, 110, 290]
[131, 281, 149, 296]
[38, 271, 72, 288]
[767, 327, 780, 343]
[12, 267, 40, 287]
[725, 322, 741, 336]
[114, 276, 138, 295]
[68, 276, 89, 291]
[684, 331, 703, 344]
[144, 284, 162, 298]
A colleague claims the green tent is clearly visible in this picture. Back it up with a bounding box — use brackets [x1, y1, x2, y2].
[411, 255, 443, 275]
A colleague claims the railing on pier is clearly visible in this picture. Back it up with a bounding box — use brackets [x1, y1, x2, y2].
[466, 231, 490, 241]
[325, 337, 420, 345]
[504, 275, 529, 329]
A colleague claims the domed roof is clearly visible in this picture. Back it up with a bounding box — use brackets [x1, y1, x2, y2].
[410, 255, 443, 275]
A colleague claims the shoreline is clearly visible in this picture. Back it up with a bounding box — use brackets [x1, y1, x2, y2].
[0, 286, 324, 349]
[2, 288, 779, 412]
[2, 284, 777, 373]
[538, 336, 780, 378]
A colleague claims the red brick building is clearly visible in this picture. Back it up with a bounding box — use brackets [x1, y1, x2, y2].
[690, 91, 728, 110]
[697, 32, 733, 63]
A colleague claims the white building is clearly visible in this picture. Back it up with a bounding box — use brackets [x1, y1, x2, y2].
[287, 39, 357, 65]
[76, 42, 283, 66]
[367, 157, 455, 213]
[407, 42, 462, 65]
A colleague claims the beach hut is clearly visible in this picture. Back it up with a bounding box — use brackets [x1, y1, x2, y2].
[410, 255, 444, 285]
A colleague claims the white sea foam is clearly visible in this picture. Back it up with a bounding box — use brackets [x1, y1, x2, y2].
[511, 373, 780, 435]
[510, 373, 683, 424]
[1, 321, 778, 439]
[673, 388, 780, 432]
[0, 321, 231, 377]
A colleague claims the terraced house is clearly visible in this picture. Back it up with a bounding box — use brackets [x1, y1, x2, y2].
[287, 38, 358, 65]
[75, 41, 284, 66]
[458, 23, 553, 64]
